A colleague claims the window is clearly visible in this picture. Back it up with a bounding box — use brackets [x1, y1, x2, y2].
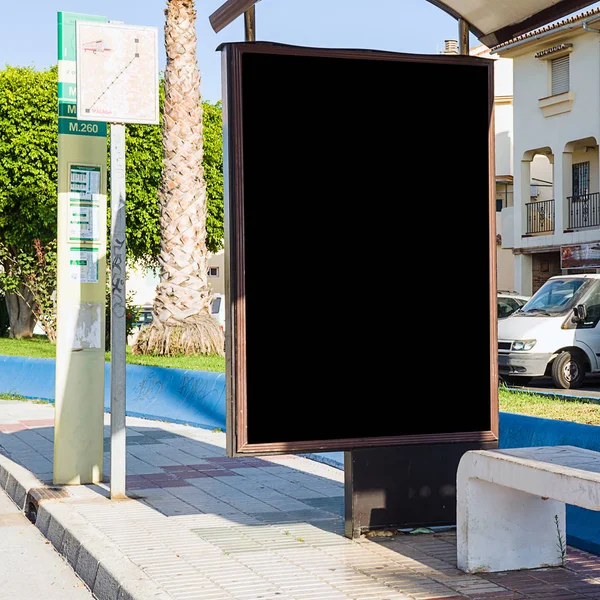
[523, 277, 587, 315]
[579, 281, 600, 328]
[497, 298, 522, 319]
[551, 55, 569, 95]
[573, 162, 590, 197]
[208, 266, 219, 277]
[496, 183, 512, 210]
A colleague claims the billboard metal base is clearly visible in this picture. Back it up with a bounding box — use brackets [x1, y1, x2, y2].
[344, 441, 498, 539]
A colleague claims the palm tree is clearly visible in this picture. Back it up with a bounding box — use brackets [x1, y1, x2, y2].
[133, 0, 224, 356]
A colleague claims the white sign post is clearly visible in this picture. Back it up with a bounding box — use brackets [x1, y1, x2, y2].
[76, 20, 159, 499]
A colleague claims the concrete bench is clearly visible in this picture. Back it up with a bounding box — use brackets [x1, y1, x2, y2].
[457, 445, 600, 573]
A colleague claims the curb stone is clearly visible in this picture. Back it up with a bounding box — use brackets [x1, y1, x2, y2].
[0, 453, 173, 600]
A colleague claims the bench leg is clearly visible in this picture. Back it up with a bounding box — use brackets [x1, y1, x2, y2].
[457, 478, 566, 573]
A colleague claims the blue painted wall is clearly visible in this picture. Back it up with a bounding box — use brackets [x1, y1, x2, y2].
[3, 355, 600, 554]
[0, 356, 56, 401]
[0, 355, 226, 431]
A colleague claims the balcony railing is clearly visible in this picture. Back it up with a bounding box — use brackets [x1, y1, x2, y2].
[568, 192, 600, 229]
[526, 199, 555, 235]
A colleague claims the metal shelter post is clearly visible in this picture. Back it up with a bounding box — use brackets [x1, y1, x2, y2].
[244, 5, 256, 41]
[459, 18, 470, 55]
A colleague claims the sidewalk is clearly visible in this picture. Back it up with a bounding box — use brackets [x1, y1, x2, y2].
[0, 486, 94, 598]
[3, 399, 600, 600]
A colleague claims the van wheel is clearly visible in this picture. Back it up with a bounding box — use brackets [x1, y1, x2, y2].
[551, 351, 586, 389]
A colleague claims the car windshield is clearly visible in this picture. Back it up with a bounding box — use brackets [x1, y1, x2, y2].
[519, 278, 590, 315]
[498, 297, 524, 318]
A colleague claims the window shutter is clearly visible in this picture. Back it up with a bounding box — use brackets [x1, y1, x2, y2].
[551, 55, 570, 95]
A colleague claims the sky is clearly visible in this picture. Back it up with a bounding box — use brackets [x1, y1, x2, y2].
[2, 0, 600, 104]
[0, 0, 477, 104]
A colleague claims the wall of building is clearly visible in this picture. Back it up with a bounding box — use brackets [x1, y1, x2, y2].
[495, 102, 514, 177]
[127, 250, 225, 308]
[471, 44, 514, 178]
[127, 264, 159, 307]
[513, 34, 600, 153]
[531, 251, 561, 292]
[531, 154, 554, 201]
[472, 44, 516, 291]
[207, 250, 225, 295]
[511, 31, 600, 254]
[497, 246, 515, 290]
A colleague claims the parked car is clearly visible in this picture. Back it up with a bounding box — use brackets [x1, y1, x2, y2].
[497, 290, 530, 319]
[134, 306, 153, 329]
[126, 304, 153, 345]
[210, 293, 225, 331]
[498, 274, 600, 389]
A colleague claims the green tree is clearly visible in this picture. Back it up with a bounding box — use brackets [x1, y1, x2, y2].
[0, 63, 224, 339]
[117, 89, 164, 265]
[0, 239, 57, 341]
[0, 65, 58, 338]
[117, 85, 224, 265]
[202, 101, 224, 254]
[0, 290, 9, 337]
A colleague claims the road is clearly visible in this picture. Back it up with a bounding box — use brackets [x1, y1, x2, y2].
[504, 373, 600, 400]
[0, 488, 93, 599]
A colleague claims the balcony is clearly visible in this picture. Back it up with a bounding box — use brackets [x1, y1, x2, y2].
[568, 192, 600, 230]
[526, 199, 555, 235]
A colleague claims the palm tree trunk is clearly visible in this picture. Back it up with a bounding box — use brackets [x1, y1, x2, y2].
[133, 0, 223, 356]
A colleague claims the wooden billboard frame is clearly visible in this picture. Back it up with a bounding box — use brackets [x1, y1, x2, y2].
[220, 41, 499, 457]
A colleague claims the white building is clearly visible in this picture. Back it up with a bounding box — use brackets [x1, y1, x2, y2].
[441, 39, 548, 290]
[128, 250, 225, 309]
[493, 8, 600, 295]
[470, 42, 518, 292]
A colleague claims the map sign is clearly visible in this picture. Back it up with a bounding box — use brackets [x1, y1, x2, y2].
[76, 21, 159, 124]
[69, 247, 99, 284]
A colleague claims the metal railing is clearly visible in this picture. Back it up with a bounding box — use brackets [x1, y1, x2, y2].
[526, 199, 555, 234]
[568, 192, 600, 229]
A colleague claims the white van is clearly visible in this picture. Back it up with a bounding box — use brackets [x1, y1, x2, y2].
[498, 274, 600, 389]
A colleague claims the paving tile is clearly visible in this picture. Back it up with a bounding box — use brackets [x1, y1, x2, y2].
[187, 464, 228, 471]
[174, 470, 212, 479]
[142, 430, 179, 440]
[302, 496, 345, 515]
[142, 472, 180, 482]
[157, 479, 193, 488]
[127, 481, 160, 490]
[20, 419, 54, 427]
[0, 423, 27, 432]
[128, 436, 162, 446]
[163, 464, 210, 473]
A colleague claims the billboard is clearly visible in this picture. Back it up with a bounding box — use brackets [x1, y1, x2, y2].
[220, 42, 498, 456]
[561, 243, 600, 269]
